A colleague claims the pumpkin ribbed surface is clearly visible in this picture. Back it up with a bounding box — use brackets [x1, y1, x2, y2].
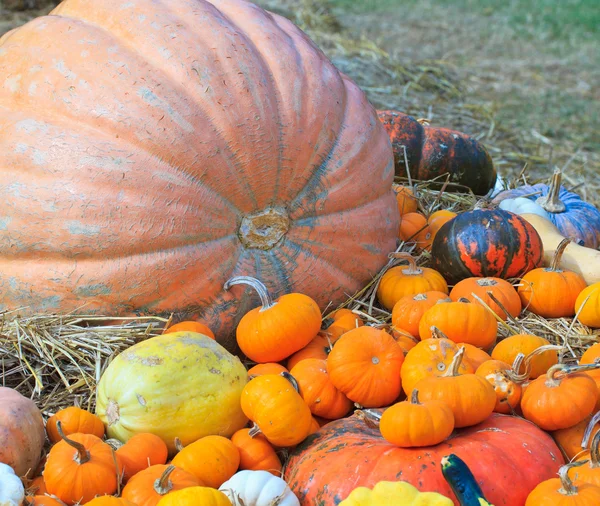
[0, 0, 397, 348]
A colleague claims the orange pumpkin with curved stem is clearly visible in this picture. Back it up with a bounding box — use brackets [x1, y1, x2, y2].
[576, 283, 600, 328]
[377, 254, 448, 311]
[224, 276, 322, 363]
[450, 277, 521, 320]
[491, 334, 558, 379]
[391, 291, 450, 338]
[521, 364, 598, 431]
[553, 412, 600, 461]
[418, 299, 498, 350]
[290, 358, 351, 420]
[379, 389, 455, 447]
[328, 311, 364, 332]
[398, 213, 432, 250]
[241, 373, 313, 447]
[519, 239, 587, 318]
[162, 321, 215, 340]
[570, 428, 600, 487]
[401, 329, 474, 395]
[46, 407, 105, 444]
[287, 333, 340, 370]
[327, 327, 405, 408]
[391, 328, 419, 355]
[414, 347, 496, 428]
[115, 433, 169, 483]
[122, 464, 200, 506]
[230, 428, 281, 476]
[393, 185, 418, 216]
[526, 462, 600, 505]
[44, 422, 119, 505]
[476, 358, 523, 414]
[247, 363, 288, 377]
[171, 435, 239, 488]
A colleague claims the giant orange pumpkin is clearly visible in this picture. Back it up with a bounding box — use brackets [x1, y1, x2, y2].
[0, 0, 397, 349]
[286, 412, 563, 506]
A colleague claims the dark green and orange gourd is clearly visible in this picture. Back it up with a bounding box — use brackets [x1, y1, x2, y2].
[0, 0, 398, 350]
[431, 209, 543, 284]
[377, 110, 497, 195]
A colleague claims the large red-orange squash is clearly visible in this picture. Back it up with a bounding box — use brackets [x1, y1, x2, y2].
[377, 110, 497, 195]
[286, 412, 563, 506]
[431, 209, 543, 284]
[0, 0, 397, 350]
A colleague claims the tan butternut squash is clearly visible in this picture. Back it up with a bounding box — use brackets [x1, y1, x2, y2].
[521, 214, 600, 285]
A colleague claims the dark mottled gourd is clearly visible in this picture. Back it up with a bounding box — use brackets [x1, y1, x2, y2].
[377, 110, 497, 195]
[493, 169, 600, 249]
[431, 209, 543, 284]
[441, 454, 493, 506]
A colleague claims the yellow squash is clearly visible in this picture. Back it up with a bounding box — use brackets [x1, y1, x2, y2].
[339, 481, 453, 506]
[96, 332, 248, 452]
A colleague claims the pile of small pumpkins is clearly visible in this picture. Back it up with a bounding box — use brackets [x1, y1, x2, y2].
[3, 167, 600, 506]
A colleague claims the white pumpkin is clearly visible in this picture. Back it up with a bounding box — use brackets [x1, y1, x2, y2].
[498, 197, 551, 220]
[0, 463, 24, 506]
[219, 470, 300, 506]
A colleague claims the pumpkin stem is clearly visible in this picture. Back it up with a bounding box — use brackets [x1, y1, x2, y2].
[537, 169, 566, 213]
[56, 420, 90, 464]
[476, 278, 498, 287]
[154, 465, 176, 495]
[558, 462, 586, 495]
[549, 238, 571, 272]
[581, 411, 600, 448]
[223, 276, 276, 311]
[413, 293, 428, 301]
[281, 371, 301, 394]
[589, 429, 600, 468]
[355, 409, 381, 429]
[105, 438, 124, 451]
[388, 252, 422, 275]
[248, 423, 262, 438]
[443, 347, 465, 378]
[410, 389, 421, 405]
[545, 364, 566, 387]
[174, 437, 184, 452]
[430, 326, 451, 340]
[457, 297, 470, 303]
[509, 345, 562, 382]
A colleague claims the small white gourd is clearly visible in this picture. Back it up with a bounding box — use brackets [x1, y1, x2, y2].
[219, 470, 300, 506]
[498, 197, 550, 219]
[0, 463, 24, 506]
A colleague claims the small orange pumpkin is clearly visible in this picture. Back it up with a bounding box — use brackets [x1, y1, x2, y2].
[85, 497, 138, 506]
[23, 497, 66, 506]
[327, 326, 405, 408]
[476, 358, 523, 414]
[230, 428, 282, 476]
[290, 358, 352, 420]
[415, 347, 496, 428]
[576, 282, 600, 328]
[418, 299, 498, 350]
[286, 333, 339, 370]
[400, 330, 474, 395]
[46, 407, 105, 444]
[393, 184, 419, 216]
[379, 389, 455, 447]
[241, 372, 313, 447]
[398, 212, 432, 250]
[377, 254, 448, 310]
[247, 363, 289, 377]
[391, 291, 450, 338]
[552, 412, 600, 461]
[460, 343, 492, 370]
[171, 435, 239, 489]
[44, 422, 119, 505]
[450, 277, 521, 320]
[521, 364, 598, 431]
[328, 309, 364, 332]
[121, 464, 201, 506]
[519, 239, 588, 318]
[570, 428, 600, 488]
[428, 210, 457, 243]
[162, 320, 215, 339]
[27, 476, 48, 496]
[225, 276, 321, 363]
[491, 334, 558, 379]
[391, 328, 420, 355]
[115, 433, 169, 483]
[526, 462, 600, 505]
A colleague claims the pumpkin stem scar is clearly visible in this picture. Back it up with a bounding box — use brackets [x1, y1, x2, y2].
[106, 399, 121, 426]
[154, 465, 176, 495]
[237, 207, 289, 250]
